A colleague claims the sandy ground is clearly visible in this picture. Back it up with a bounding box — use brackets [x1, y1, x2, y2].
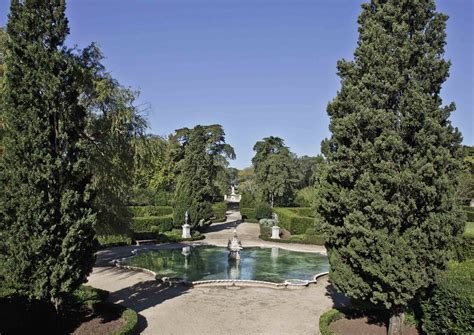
[87, 210, 343, 334]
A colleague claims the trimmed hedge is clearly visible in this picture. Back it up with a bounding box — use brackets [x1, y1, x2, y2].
[287, 207, 315, 218]
[212, 202, 227, 220]
[241, 208, 257, 221]
[259, 234, 325, 245]
[273, 207, 317, 235]
[131, 215, 174, 233]
[128, 205, 173, 217]
[113, 307, 138, 335]
[319, 309, 344, 335]
[421, 260, 474, 334]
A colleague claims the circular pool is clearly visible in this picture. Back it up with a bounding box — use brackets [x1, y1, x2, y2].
[120, 246, 329, 283]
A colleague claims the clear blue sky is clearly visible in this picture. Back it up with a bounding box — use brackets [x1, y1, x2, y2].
[1, 0, 472, 168]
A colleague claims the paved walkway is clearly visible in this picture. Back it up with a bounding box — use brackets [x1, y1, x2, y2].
[86, 209, 342, 334]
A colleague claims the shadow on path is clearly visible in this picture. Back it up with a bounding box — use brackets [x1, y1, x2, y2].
[203, 220, 240, 233]
[109, 280, 190, 314]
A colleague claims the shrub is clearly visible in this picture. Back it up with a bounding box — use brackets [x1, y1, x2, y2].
[421, 260, 474, 334]
[259, 234, 325, 245]
[294, 187, 317, 207]
[273, 208, 317, 234]
[287, 207, 315, 218]
[259, 218, 275, 237]
[240, 192, 256, 208]
[97, 235, 132, 248]
[212, 202, 227, 220]
[128, 205, 173, 217]
[114, 307, 138, 335]
[241, 208, 257, 221]
[255, 203, 273, 220]
[319, 308, 344, 335]
[131, 215, 174, 233]
[463, 206, 474, 222]
[130, 188, 172, 206]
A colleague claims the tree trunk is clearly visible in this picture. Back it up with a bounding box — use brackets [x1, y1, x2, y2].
[388, 309, 405, 335]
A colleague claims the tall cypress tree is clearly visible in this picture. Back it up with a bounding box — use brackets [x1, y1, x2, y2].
[317, 1, 463, 333]
[0, 0, 96, 311]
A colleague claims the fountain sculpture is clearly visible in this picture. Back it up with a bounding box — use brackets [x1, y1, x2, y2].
[271, 213, 281, 239]
[227, 227, 243, 260]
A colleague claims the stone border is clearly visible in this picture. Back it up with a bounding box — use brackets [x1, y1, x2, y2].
[112, 247, 329, 289]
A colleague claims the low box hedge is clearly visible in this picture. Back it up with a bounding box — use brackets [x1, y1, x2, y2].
[131, 215, 174, 233]
[113, 307, 138, 335]
[421, 259, 474, 334]
[319, 308, 344, 335]
[128, 205, 173, 217]
[259, 234, 325, 245]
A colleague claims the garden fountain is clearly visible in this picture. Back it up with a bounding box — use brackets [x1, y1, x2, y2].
[227, 228, 243, 261]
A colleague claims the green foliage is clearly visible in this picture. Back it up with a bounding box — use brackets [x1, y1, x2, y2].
[252, 136, 298, 207]
[241, 208, 257, 222]
[273, 208, 317, 235]
[212, 202, 227, 220]
[96, 235, 132, 248]
[0, 1, 97, 311]
[463, 206, 474, 222]
[77, 44, 147, 235]
[260, 234, 325, 245]
[317, 0, 464, 320]
[240, 191, 256, 208]
[173, 125, 234, 227]
[294, 186, 318, 207]
[465, 221, 474, 238]
[130, 187, 173, 206]
[287, 207, 315, 218]
[421, 260, 474, 334]
[255, 203, 273, 220]
[128, 205, 173, 217]
[259, 218, 275, 237]
[113, 308, 139, 335]
[131, 215, 174, 233]
[319, 309, 344, 335]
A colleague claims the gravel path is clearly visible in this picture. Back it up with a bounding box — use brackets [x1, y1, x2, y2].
[86, 209, 343, 334]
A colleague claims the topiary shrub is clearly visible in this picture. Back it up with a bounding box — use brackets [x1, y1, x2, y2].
[113, 307, 138, 335]
[240, 192, 256, 208]
[421, 260, 474, 334]
[255, 203, 273, 220]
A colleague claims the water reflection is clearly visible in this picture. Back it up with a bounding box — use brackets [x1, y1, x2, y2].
[124, 246, 329, 283]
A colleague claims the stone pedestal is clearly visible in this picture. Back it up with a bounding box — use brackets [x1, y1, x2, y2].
[271, 226, 280, 239]
[182, 224, 191, 239]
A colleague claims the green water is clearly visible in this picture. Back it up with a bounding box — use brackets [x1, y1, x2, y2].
[123, 246, 329, 283]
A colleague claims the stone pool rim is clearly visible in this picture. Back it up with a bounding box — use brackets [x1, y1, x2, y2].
[111, 244, 329, 289]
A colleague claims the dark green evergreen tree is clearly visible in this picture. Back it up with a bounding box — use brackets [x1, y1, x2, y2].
[317, 1, 463, 334]
[173, 125, 234, 226]
[0, 0, 96, 311]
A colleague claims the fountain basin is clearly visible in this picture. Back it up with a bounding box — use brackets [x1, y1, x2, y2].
[118, 246, 329, 284]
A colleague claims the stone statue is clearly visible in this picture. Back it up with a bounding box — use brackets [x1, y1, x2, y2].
[185, 210, 189, 225]
[231, 184, 236, 195]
